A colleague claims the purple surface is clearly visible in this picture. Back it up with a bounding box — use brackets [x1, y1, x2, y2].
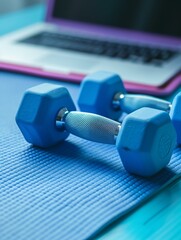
[0, 62, 181, 96]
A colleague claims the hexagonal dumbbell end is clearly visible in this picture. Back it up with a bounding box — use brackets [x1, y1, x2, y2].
[116, 107, 176, 177]
[78, 71, 126, 120]
[16, 83, 76, 147]
[169, 92, 181, 145]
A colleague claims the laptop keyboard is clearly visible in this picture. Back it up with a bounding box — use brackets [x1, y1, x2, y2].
[18, 31, 177, 65]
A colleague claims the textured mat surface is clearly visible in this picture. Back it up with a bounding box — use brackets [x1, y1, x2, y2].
[0, 71, 181, 240]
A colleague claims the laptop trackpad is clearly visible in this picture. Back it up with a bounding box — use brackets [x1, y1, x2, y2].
[37, 53, 98, 73]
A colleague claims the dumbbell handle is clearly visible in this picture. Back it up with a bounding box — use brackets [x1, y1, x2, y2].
[57, 111, 121, 144]
[113, 93, 171, 113]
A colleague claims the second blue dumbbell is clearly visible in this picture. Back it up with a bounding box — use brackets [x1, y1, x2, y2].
[78, 71, 181, 144]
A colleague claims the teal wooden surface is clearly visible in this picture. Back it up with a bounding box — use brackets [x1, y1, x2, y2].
[0, 3, 45, 35]
[0, 5, 181, 239]
[97, 178, 181, 240]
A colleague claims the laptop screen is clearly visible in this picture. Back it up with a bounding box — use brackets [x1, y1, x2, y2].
[52, 0, 181, 38]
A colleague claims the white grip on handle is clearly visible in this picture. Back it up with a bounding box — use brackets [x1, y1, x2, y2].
[64, 111, 120, 144]
[119, 94, 171, 113]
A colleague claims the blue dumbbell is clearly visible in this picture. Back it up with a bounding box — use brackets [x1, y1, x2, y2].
[16, 83, 176, 177]
[78, 71, 181, 144]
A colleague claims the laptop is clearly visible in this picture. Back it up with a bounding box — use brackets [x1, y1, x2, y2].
[0, 0, 181, 95]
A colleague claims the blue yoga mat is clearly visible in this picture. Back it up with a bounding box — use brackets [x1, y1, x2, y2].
[0, 71, 180, 240]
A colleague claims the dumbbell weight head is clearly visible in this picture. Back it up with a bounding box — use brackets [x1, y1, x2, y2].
[16, 83, 76, 147]
[170, 92, 181, 144]
[78, 71, 125, 120]
[116, 107, 176, 177]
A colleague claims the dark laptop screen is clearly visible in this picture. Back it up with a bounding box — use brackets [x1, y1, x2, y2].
[52, 0, 181, 37]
